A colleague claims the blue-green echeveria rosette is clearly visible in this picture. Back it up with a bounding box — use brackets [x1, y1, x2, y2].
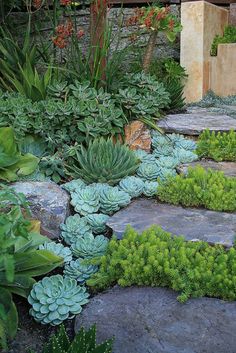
[85, 213, 109, 234]
[70, 186, 100, 215]
[38, 242, 72, 264]
[60, 214, 92, 246]
[72, 234, 108, 259]
[28, 275, 89, 326]
[119, 176, 144, 198]
[64, 259, 98, 284]
[99, 185, 131, 215]
[143, 181, 159, 197]
[137, 162, 161, 181]
[62, 178, 86, 193]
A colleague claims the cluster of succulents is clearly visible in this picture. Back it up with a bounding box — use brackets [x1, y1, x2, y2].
[72, 234, 109, 259]
[60, 214, 92, 246]
[70, 186, 100, 215]
[28, 275, 89, 325]
[38, 242, 72, 264]
[64, 259, 98, 284]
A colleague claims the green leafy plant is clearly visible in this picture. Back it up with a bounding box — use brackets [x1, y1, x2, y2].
[40, 153, 66, 183]
[0, 185, 63, 349]
[115, 72, 170, 125]
[197, 129, 236, 162]
[29, 324, 113, 353]
[72, 234, 109, 260]
[66, 138, 139, 185]
[0, 127, 38, 181]
[28, 275, 89, 325]
[157, 166, 236, 212]
[211, 25, 236, 56]
[87, 225, 236, 302]
[64, 259, 98, 284]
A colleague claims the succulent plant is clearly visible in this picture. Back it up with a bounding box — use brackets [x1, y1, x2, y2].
[151, 131, 172, 149]
[119, 176, 144, 198]
[28, 275, 89, 325]
[169, 134, 196, 151]
[85, 213, 109, 234]
[99, 185, 131, 215]
[64, 259, 98, 284]
[30, 324, 113, 353]
[174, 148, 198, 163]
[62, 179, 86, 193]
[38, 242, 72, 264]
[60, 214, 92, 246]
[66, 138, 139, 185]
[72, 234, 109, 259]
[134, 149, 156, 163]
[137, 162, 161, 181]
[152, 145, 174, 158]
[159, 167, 177, 179]
[156, 156, 179, 169]
[143, 181, 159, 197]
[70, 186, 100, 215]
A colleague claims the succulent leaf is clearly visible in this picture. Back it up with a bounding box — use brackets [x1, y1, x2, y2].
[72, 234, 109, 259]
[60, 214, 92, 246]
[38, 242, 72, 264]
[99, 185, 131, 215]
[119, 176, 144, 198]
[64, 259, 98, 284]
[85, 213, 109, 234]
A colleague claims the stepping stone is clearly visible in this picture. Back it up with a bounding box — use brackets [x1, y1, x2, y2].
[177, 160, 236, 177]
[107, 199, 236, 247]
[75, 286, 236, 353]
[158, 109, 236, 135]
[12, 181, 70, 239]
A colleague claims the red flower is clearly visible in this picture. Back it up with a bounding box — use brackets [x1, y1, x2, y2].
[168, 19, 175, 30]
[77, 29, 85, 39]
[33, 0, 42, 9]
[55, 21, 73, 37]
[52, 35, 67, 49]
[60, 0, 72, 6]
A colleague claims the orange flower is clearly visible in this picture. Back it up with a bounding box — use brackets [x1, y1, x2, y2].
[168, 19, 175, 30]
[60, 0, 72, 5]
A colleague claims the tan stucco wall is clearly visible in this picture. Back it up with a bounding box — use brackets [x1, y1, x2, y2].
[181, 1, 229, 102]
[210, 44, 236, 96]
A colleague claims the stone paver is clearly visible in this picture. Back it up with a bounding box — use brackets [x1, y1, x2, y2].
[107, 198, 236, 247]
[158, 110, 236, 135]
[75, 286, 236, 353]
[12, 182, 70, 239]
[177, 160, 236, 177]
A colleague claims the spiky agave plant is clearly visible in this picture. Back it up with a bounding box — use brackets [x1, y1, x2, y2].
[65, 138, 139, 185]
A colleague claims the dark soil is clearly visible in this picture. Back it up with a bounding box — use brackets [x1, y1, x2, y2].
[7, 297, 75, 353]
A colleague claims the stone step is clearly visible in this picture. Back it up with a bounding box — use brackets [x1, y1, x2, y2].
[177, 160, 236, 177]
[107, 199, 236, 247]
[158, 108, 236, 135]
[75, 286, 236, 353]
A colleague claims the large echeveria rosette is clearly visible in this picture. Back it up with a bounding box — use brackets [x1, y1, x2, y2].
[28, 275, 89, 325]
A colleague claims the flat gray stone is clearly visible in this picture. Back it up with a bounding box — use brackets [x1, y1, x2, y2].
[107, 199, 236, 247]
[177, 160, 236, 177]
[75, 286, 236, 353]
[158, 111, 236, 135]
[12, 182, 70, 239]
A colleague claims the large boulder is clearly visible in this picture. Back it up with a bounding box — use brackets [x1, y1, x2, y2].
[12, 181, 70, 239]
[75, 286, 236, 353]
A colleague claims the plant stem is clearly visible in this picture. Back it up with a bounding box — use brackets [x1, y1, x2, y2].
[143, 30, 158, 73]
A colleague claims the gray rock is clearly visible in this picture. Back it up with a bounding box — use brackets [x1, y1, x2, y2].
[177, 160, 236, 177]
[12, 182, 70, 239]
[75, 286, 236, 353]
[107, 199, 236, 247]
[158, 111, 236, 135]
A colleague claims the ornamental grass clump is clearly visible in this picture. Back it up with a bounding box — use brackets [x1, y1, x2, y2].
[157, 166, 236, 212]
[28, 275, 89, 325]
[197, 129, 236, 162]
[87, 225, 236, 302]
[66, 138, 139, 185]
